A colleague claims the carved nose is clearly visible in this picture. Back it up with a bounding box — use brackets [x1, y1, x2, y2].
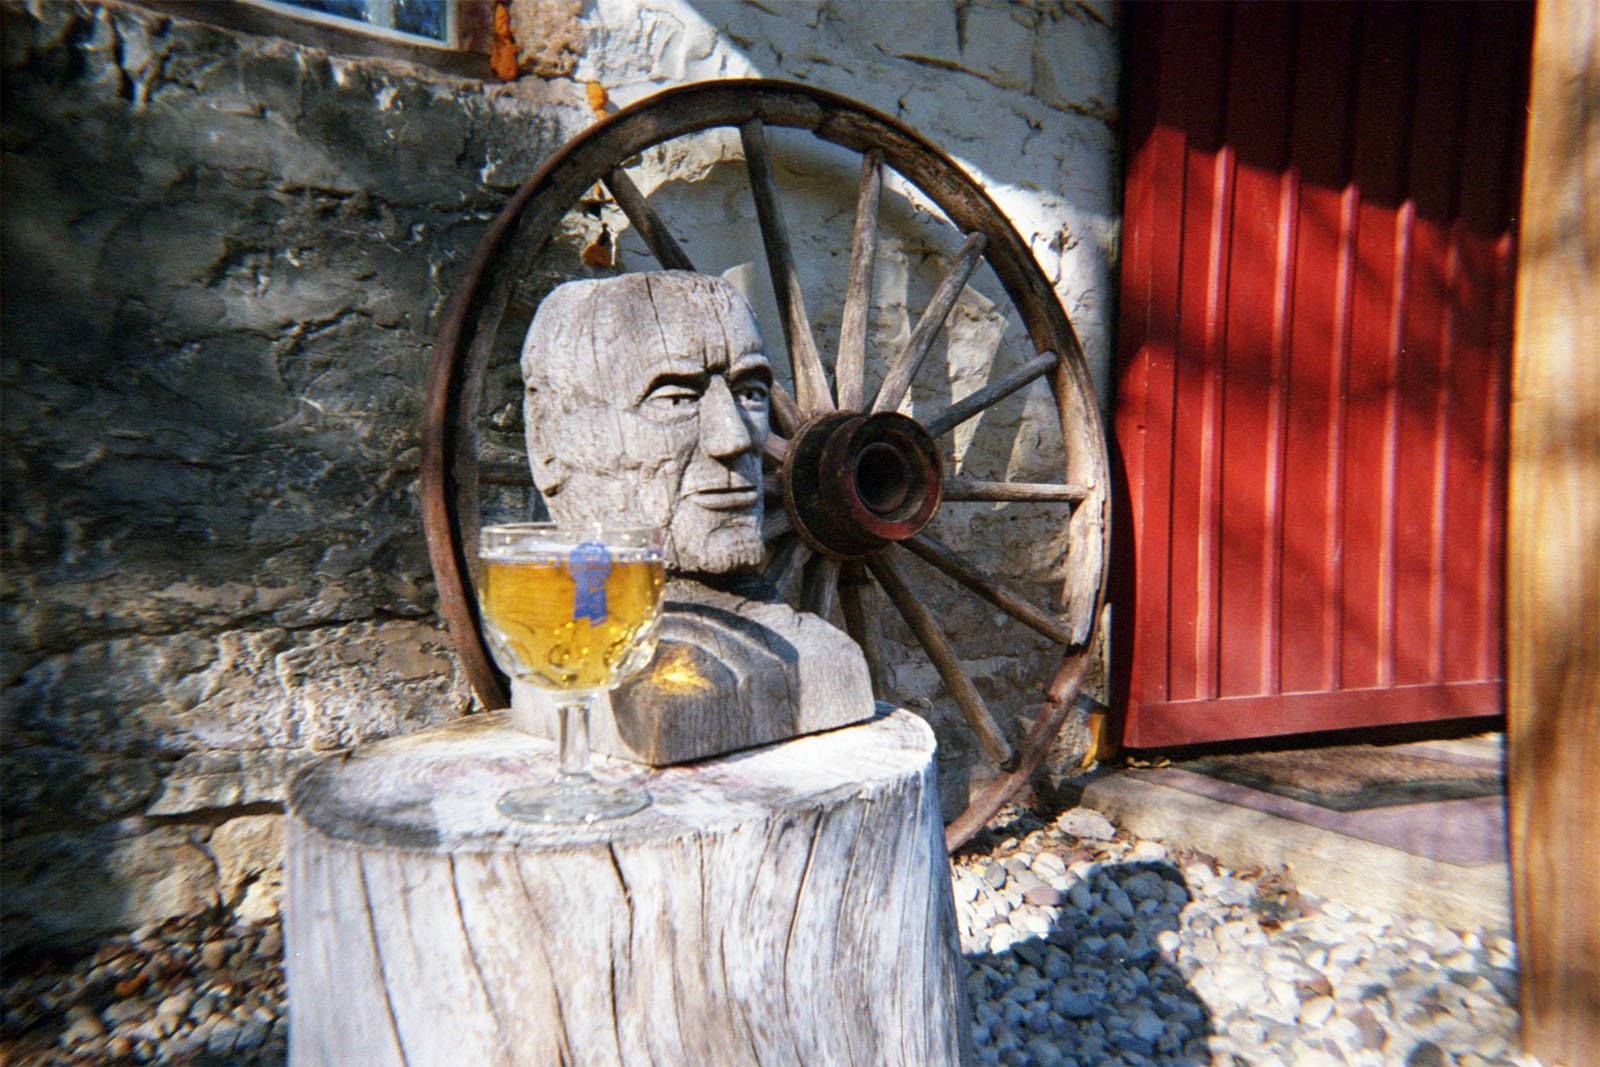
[699, 377, 756, 459]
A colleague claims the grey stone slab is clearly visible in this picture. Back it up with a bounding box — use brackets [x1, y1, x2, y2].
[1081, 772, 1511, 932]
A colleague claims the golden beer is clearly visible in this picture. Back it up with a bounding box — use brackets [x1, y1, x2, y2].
[478, 549, 664, 693]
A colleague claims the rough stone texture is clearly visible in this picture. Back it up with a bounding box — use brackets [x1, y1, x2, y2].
[2, 0, 1119, 950]
[145, 749, 319, 816]
[0, 0, 586, 954]
[210, 814, 285, 923]
[509, 0, 585, 79]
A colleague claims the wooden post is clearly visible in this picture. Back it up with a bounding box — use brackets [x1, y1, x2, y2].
[1507, 0, 1600, 1062]
[284, 710, 971, 1066]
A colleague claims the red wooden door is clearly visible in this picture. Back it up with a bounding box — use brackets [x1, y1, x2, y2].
[1113, 2, 1532, 749]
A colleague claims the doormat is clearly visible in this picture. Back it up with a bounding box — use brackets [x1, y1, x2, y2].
[1175, 744, 1503, 812]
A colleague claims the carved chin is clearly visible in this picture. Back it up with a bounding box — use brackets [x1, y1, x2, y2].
[667, 512, 765, 575]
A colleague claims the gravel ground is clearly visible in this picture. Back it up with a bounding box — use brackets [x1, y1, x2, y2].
[2, 907, 286, 1066]
[949, 806, 1540, 1067]
[2, 805, 1539, 1066]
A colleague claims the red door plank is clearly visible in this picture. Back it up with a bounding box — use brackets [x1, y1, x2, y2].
[1340, 3, 1416, 693]
[1116, 4, 1183, 711]
[1217, 3, 1295, 700]
[1133, 681, 1501, 749]
[1279, 2, 1359, 697]
[1391, 3, 1469, 686]
[1162, 3, 1231, 706]
[1442, 4, 1528, 685]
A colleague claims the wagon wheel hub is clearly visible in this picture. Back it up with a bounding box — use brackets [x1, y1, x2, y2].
[782, 411, 943, 559]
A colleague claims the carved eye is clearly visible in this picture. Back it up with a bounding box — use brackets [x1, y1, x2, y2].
[643, 384, 700, 417]
[734, 380, 770, 409]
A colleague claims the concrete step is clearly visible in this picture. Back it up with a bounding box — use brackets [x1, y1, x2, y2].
[1079, 735, 1511, 931]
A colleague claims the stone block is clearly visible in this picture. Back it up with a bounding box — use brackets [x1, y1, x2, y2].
[0, 749, 161, 837]
[209, 814, 284, 923]
[146, 750, 313, 816]
[956, 0, 1036, 91]
[8, 619, 464, 759]
[1031, 5, 1118, 117]
[509, 0, 585, 78]
[1, 825, 218, 955]
[825, 0, 960, 64]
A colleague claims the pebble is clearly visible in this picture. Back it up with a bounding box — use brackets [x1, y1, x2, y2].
[1054, 807, 1116, 841]
[199, 940, 228, 971]
[0, 802, 1546, 1067]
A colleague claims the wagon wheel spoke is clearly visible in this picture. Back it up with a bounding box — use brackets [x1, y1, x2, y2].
[867, 547, 1014, 768]
[479, 460, 533, 487]
[838, 561, 892, 699]
[603, 167, 694, 272]
[763, 532, 810, 593]
[942, 478, 1091, 504]
[740, 118, 835, 416]
[762, 508, 793, 543]
[763, 433, 790, 466]
[800, 555, 842, 619]
[922, 351, 1061, 438]
[944, 647, 1094, 851]
[836, 150, 883, 411]
[903, 532, 1074, 645]
[869, 232, 987, 414]
[769, 382, 802, 438]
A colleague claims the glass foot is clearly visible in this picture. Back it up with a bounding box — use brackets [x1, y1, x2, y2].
[496, 777, 650, 824]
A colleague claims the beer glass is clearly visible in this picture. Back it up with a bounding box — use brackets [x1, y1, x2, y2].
[477, 522, 665, 822]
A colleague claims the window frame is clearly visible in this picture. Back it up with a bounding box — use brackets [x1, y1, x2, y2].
[240, 0, 460, 51]
[131, 0, 495, 79]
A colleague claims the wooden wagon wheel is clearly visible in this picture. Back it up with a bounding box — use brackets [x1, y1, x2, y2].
[421, 80, 1110, 851]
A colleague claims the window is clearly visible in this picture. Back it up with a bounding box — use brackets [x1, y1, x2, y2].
[135, 0, 495, 78]
[243, 0, 457, 48]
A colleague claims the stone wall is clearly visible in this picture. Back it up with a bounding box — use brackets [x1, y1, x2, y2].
[1, 0, 1119, 954]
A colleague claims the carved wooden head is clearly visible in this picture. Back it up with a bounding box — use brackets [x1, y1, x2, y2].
[520, 272, 772, 576]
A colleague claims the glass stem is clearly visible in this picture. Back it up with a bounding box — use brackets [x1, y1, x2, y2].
[557, 697, 593, 779]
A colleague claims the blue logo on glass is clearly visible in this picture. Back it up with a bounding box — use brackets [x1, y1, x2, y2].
[567, 542, 614, 625]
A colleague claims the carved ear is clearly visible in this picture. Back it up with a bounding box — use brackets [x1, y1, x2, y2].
[529, 450, 567, 497]
[524, 387, 568, 496]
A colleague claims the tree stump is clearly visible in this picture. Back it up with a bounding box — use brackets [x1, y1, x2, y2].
[284, 709, 971, 1066]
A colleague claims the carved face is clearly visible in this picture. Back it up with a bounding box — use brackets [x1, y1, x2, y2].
[522, 273, 772, 575]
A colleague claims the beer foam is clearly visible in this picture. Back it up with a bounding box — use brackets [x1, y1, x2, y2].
[480, 540, 661, 564]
